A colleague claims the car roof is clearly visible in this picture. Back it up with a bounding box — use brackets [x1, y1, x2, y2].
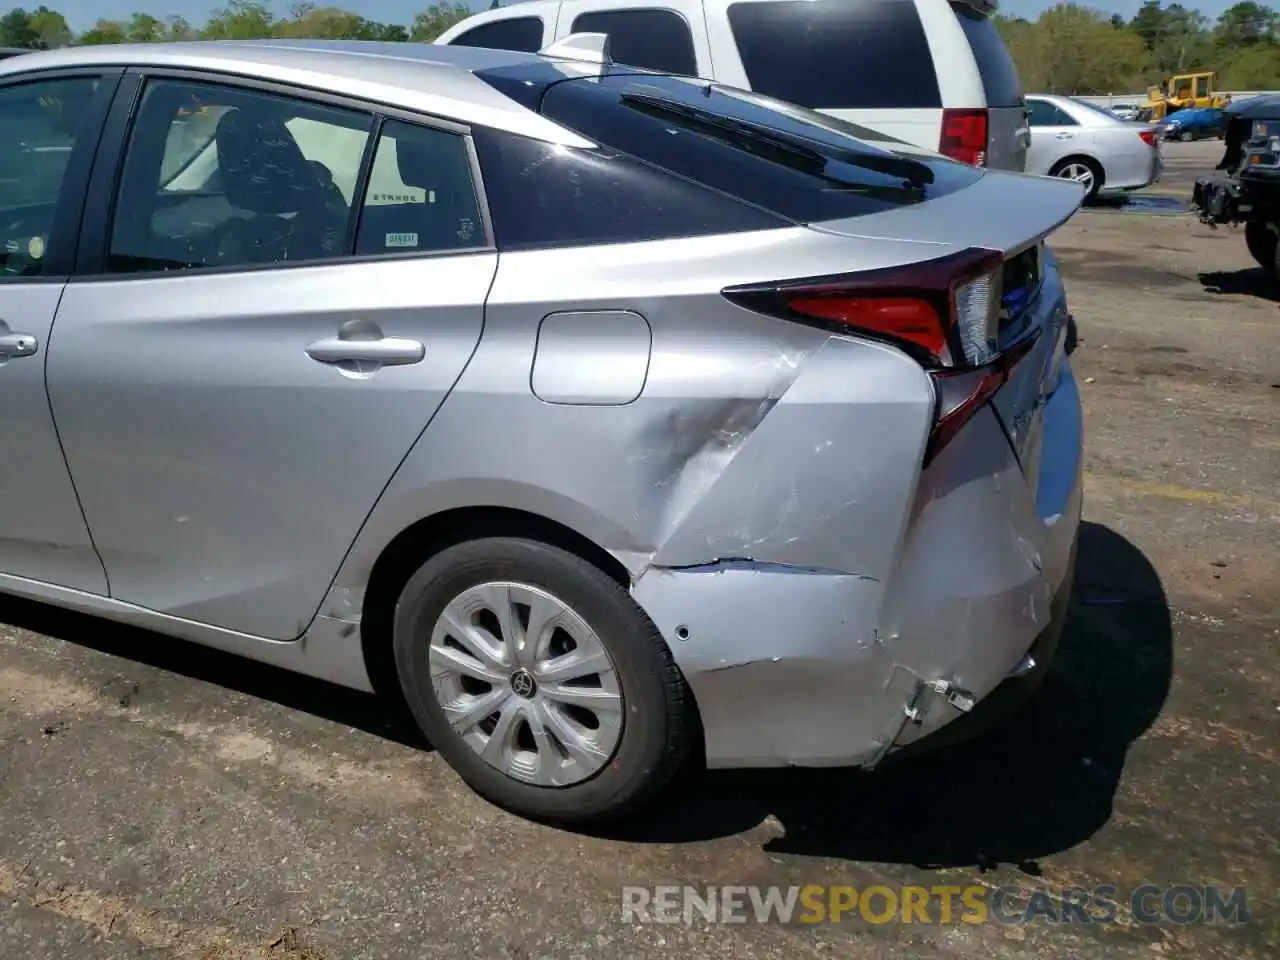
[0, 39, 596, 147]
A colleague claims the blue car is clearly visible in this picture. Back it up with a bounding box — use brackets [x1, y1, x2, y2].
[1161, 107, 1226, 142]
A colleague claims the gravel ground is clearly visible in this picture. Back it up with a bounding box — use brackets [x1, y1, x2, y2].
[1, 138, 1276, 960]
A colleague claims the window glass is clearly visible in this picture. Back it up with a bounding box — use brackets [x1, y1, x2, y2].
[355, 120, 487, 256]
[726, 0, 940, 109]
[1027, 99, 1072, 127]
[570, 9, 698, 75]
[1196, 77, 1209, 98]
[471, 126, 786, 250]
[0, 76, 99, 277]
[451, 17, 544, 52]
[534, 74, 981, 227]
[949, 2, 1022, 107]
[109, 79, 373, 274]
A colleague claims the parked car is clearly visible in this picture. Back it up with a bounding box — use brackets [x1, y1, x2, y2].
[435, 0, 1032, 171]
[1025, 93, 1161, 201]
[0, 38, 1084, 825]
[1107, 104, 1141, 121]
[1159, 106, 1226, 141]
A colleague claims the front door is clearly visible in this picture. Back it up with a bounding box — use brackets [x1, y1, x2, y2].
[48, 73, 496, 639]
[0, 70, 117, 593]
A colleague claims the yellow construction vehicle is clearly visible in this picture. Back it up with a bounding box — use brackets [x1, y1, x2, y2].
[1137, 72, 1228, 122]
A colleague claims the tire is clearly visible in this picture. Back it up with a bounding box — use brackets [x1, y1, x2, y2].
[1179, 129, 1194, 142]
[1245, 222, 1277, 270]
[392, 536, 692, 825]
[1049, 156, 1103, 203]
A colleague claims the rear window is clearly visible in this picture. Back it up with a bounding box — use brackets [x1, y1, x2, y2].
[725, 0, 940, 110]
[534, 74, 982, 225]
[449, 17, 544, 53]
[949, 2, 1022, 107]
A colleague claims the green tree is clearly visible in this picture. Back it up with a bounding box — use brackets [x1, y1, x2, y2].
[409, 2, 471, 41]
[0, 8, 40, 47]
[28, 5, 71, 47]
[1215, 1, 1276, 45]
[76, 19, 127, 44]
[164, 15, 196, 40]
[126, 12, 164, 41]
[200, 0, 275, 39]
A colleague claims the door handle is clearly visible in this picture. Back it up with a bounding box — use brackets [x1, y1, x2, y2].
[0, 332, 37, 358]
[306, 336, 425, 366]
[1055, 132, 1074, 140]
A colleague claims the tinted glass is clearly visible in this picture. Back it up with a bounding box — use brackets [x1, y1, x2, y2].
[536, 74, 982, 226]
[949, 3, 1022, 107]
[726, 0, 940, 109]
[1027, 100, 1073, 127]
[109, 79, 372, 274]
[570, 9, 698, 75]
[451, 17, 544, 52]
[0, 76, 99, 278]
[355, 119, 487, 256]
[471, 126, 786, 250]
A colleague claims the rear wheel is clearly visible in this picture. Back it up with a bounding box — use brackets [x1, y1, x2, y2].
[1245, 222, 1277, 271]
[392, 537, 693, 824]
[1049, 157, 1103, 202]
[1179, 129, 1194, 142]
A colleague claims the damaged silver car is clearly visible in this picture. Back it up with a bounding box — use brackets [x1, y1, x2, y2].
[0, 37, 1084, 824]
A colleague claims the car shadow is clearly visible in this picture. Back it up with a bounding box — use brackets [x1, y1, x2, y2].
[1200, 267, 1280, 303]
[0, 596, 430, 751]
[607, 521, 1174, 871]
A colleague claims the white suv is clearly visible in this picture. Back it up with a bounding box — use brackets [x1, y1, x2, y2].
[435, 0, 1030, 171]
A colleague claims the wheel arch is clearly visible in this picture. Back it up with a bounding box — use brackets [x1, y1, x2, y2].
[358, 504, 634, 698]
[1049, 153, 1105, 190]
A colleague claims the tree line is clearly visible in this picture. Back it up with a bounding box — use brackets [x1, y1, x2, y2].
[0, 0, 1275, 95]
[996, 0, 1280, 93]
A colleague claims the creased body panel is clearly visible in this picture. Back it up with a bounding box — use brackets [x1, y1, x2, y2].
[319, 227, 958, 620]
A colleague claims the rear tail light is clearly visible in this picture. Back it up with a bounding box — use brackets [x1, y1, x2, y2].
[722, 247, 1038, 464]
[1138, 129, 1157, 147]
[940, 108, 988, 166]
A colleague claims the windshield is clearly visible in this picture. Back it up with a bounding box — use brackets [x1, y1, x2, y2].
[1071, 98, 1128, 122]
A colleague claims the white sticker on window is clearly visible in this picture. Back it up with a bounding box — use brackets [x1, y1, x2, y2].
[386, 232, 419, 248]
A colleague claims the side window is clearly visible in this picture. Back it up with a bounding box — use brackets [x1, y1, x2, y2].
[569, 9, 698, 75]
[451, 17, 544, 52]
[355, 120, 487, 256]
[725, 0, 941, 110]
[0, 76, 100, 278]
[1196, 76, 1209, 99]
[108, 79, 373, 274]
[1027, 100, 1074, 127]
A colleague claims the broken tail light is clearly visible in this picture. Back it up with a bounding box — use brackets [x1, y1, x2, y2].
[1138, 128, 1158, 147]
[722, 247, 1035, 464]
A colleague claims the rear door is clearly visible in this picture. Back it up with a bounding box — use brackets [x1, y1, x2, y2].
[709, 0, 946, 150]
[47, 71, 496, 640]
[944, 0, 1028, 171]
[1025, 98, 1077, 176]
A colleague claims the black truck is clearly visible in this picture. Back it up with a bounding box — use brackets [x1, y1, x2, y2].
[1192, 95, 1280, 277]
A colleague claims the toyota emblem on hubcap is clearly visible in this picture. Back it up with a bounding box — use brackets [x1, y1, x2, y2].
[510, 668, 537, 699]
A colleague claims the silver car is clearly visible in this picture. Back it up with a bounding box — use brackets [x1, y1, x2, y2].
[0, 38, 1084, 824]
[1026, 93, 1162, 201]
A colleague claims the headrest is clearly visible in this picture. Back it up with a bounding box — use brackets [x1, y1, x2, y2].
[215, 107, 324, 214]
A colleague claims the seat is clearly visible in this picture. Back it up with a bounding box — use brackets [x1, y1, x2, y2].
[210, 107, 350, 265]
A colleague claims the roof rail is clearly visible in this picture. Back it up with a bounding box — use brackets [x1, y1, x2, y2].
[539, 32, 612, 66]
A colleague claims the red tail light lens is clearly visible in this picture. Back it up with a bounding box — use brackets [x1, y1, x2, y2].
[940, 108, 988, 166]
[721, 247, 1030, 463]
[1138, 129, 1157, 147]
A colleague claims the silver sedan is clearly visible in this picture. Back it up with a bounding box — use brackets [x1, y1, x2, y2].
[0, 38, 1084, 825]
[1025, 93, 1163, 201]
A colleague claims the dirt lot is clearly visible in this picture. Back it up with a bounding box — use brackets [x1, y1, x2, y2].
[1, 139, 1276, 960]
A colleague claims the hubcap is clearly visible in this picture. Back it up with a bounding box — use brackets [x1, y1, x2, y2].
[1057, 162, 1094, 192]
[428, 581, 623, 787]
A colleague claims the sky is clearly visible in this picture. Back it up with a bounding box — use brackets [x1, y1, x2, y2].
[50, 0, 1243, 34]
